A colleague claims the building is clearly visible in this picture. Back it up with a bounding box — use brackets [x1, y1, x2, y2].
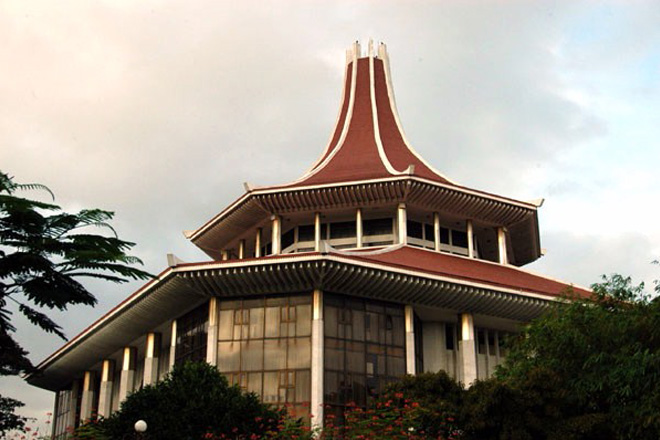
[28, 41, 590, 438]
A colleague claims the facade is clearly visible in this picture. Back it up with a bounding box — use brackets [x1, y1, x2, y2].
[28, 41, 590, 438]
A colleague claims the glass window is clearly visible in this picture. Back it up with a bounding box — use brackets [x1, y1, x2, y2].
[216, 295, 312, 409]
[175, 303, 208, 365]
[407, 220, 423, 239]
[298, 224, 315, 242]
[424, 223, 434, 242]
[452, 230, 468, 248]
[445, 324, 455, 350]
[440, 227, 450, 244]
[330, 221, 356, 239]
[282, 228, 295, 250]
[324, 294, 405, 416]
[363, 218, 393, 236]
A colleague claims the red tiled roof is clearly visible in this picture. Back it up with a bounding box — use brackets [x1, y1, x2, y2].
[339, 245, 591, 299]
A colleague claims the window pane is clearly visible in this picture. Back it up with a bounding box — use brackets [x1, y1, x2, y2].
[295, 370, 311, 403]
[298, 224, 314, 242]
[363, 218, 393, 236]
[249, 307, 264, 339]
[445, 324, 455, 350]
[247, 372, 262, 395]
[407, 220, 423, 239]
[330, 221, 356, 239]
[218, 341, 240, 372]
[241, 340, 264, 371]
[218, 310, 234, 341]
[287, 337, 311, 369]
[264, 339, 287, 370]
[452, 230, 468, 248]
[265, 307, 280, 338]
[282, 228, 295, 249]
[440, 227, 450, 244]
[263, 372, 279, 404]
[424, 223, 434, 242]
[296, 304, 311, 337]
[325, 338, 345, 371]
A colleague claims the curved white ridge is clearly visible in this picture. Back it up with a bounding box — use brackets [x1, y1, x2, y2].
[288, 42, 359, 184]
[379, 42, 459, 185]
[325, 242, 405, 256]
[369, 46, 407, 177]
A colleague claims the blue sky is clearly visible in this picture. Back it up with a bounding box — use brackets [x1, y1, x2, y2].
[1, 0, 659, 430]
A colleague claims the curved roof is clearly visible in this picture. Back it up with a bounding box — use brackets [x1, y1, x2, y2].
[262, 41, 457, 189]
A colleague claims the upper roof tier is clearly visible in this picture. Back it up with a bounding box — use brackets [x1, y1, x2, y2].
[269, 41, 456, 189]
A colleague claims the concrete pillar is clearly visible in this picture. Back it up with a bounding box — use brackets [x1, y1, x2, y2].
[221, 250, 229, 261]
[310, 289, 324, 428]
[238, 239, 246, 259]
[143, 333, 161, 386]
[405, 305, 416, 375]
[255, 228, 262, 257]
[51, 391, 60, 439]
[467, 220, 475, 258]
[314, 212, 322, 252]
[66, 379, 81, 430]
[169, 320, 177, 370]
[207, 298, 219, 366]
[98, 359, 115, 418]
[271, 215, 281, 254]
[497, 227, 508, 264]
[433, 212, 441, 251]
[459, 313, 477, 386]
[397, 203, 407, 245]
[79, 370, 97, 421]
[356, 208, 363, 248]
[118, 347, 137, 403]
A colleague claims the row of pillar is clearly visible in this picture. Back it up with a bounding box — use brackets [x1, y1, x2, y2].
[221, 204, 509, 264]
[75, 330, 173, 423]
[69, 296, 479, 430]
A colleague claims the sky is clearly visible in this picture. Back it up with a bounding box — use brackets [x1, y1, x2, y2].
[2, 0, 660, 429]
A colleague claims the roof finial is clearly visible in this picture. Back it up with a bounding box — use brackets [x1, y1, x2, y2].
[378, 42, 388, 60]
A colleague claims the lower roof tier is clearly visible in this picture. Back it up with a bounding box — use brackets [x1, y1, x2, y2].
[28, 244, 589, 391]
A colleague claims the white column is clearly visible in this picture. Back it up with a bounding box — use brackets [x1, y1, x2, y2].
[79, 370, 97, 421]
[255, 228, 262, 257]
[143, 332, 161, 386]
[66, 379, 81, 431]
[98, 360, 115, 418]
[433, 212, 440, 251]
[497, 227, 508, 264]
[310, 289, 324, 428]
[271, 215, 282, 254]
[206, 298, 219, 366]
[51, 391, 60, 439]
[314, 212, 322, 252]
[405, 305, 416, 375]
[118, 347, 137, 403]
[459, 313, 477, 386]
[397, 203, 407, 245]
[169, 320, 177, 370]
[467, 220, 475, 258]
[238, 240, 246, 259]
[221, 250, 229, 261]
[356, 208, 363, 248]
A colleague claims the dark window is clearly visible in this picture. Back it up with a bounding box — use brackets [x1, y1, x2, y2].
[298, 224, 315, 242]
[324, 294, 405, 417]
[363, 218, 393, 236]
[217, 295, 312, 419]
[424, 224, 434, 242]
[440, 227, 450, 244]
[477, 329, 486, 355]
[452, 230, 468, 248]
[175, 303, 209, 365]
[330, 221, 356, 239]
[282, 228, 295, 250]
[445, 324, 455, 350]
[407, 220, 423, 239]
[488, 331, 496, 355]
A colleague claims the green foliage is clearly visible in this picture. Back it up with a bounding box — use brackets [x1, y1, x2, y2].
[97, 362, 285, 440]
[0, 395, 27, 437]
[0, 171, 152, 432]
[483, 274, 660, 440]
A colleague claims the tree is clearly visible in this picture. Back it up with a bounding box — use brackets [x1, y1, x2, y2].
[469, 274, 660, 440]
[0, 171, 152, 434]
[95, 362, 291, 440]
